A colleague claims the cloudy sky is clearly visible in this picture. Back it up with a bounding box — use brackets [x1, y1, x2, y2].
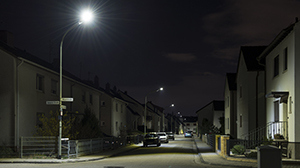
[1, 0, 300, 116]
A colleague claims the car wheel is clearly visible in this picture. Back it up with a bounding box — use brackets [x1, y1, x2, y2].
[157, 143, 161, 147]
[166, 140, 169, 143]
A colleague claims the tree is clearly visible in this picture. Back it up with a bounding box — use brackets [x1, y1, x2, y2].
[75, 107, 103, 139]
[35, 111, 77, 139]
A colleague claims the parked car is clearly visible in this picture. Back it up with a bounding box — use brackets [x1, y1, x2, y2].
[143, 132, 161, 147]
[166, 132, 175, 140]
[157, 132, 169, 143]
[184, 132, 193, 138]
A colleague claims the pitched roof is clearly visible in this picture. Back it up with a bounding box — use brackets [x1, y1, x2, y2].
[258, 22, 295, 64]
[196, 100, 224, 113]
[213, 100, 224, 111]
[240, 46, 267, 71]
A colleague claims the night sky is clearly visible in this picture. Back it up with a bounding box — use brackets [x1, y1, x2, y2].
[1, 0, 300, 116]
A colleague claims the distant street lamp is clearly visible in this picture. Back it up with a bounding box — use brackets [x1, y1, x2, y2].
[58, 9, 94, 159]
[163, 103, 174, 132]
[144, 87, 163, 135]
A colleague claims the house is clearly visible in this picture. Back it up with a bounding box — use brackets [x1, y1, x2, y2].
[257, 20, 300, 159]
[196, 100, 224, 135]
[146, 101, 164, 132]
[100, 84, 128, 137]
[182, 116, 198, 134]
[0, 31, 127, 148]
[236, 46, 266, 139]
[224, 73, 237, 138]
[118, 90, 144, 134]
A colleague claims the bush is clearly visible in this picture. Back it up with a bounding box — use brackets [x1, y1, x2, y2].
[245, 151, 257, 158]
[231, 144, 245, 155]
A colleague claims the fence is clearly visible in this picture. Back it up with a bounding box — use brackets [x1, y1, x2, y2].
[20, 135, 142, 158]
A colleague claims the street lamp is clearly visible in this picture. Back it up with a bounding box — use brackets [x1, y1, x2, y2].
[144, 87, 163, 135]
[58, 9, 94, 159]
[163, 103, 174, 132]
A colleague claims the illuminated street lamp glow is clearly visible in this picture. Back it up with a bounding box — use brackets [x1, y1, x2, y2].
[80, 10, 94, 24]
[144, 87, 164, 135]
[58, 9, 94, 159]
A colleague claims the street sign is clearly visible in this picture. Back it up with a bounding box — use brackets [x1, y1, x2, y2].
[46, 101, 59, 105]
[61, 105, 66, 110]
[61, 98, 73, 102]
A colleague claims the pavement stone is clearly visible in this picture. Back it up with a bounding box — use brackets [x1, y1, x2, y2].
[194, 137, 300, 168]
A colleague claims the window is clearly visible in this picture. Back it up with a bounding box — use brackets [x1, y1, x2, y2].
[239, 86, 242, 98]
[274, 55, 279, 77]
[36, 74, 44, 91]
[284, 48, 288, 71]
[227, 96, 230, 107]
[51, 79, 58, 95]
[187, 123, 190, 126]
[227, 118, 230, 129]
[240, 115, 242, 127]
[82, 92, 86, 103]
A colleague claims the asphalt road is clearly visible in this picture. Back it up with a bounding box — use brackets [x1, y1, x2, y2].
[0, 136, 245, 168]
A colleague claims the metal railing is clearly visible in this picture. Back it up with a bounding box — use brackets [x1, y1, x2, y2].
[240, 121, 288, 148]
[20, 135, 142, 158]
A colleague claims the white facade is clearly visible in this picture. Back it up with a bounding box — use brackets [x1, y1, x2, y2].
[236, 46, 266, 139]
[258, 21, 300, 158]
[196, 100, 224, 135]
[224, 73, 237, 138]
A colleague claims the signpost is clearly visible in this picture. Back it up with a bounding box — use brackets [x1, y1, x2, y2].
[46, 101, 60, 105]
[61, 98, 73, 102]
[46, 97, 73, 159]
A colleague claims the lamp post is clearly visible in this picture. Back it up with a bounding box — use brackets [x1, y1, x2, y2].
[58, 9, 93, 159]
[144, 87, 163, 135]
[163, 103, 174, 132]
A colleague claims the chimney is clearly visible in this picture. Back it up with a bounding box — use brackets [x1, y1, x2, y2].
[0, 30, 14, 47]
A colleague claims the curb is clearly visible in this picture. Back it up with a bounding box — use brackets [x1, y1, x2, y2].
[193, 139, 256, 168]
[0, 144, 141, 164]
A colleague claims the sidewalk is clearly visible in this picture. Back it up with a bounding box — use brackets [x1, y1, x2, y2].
[0, 143, 142, 164]
[194, 138, 257, 168]
[194, 138, 300, 168]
